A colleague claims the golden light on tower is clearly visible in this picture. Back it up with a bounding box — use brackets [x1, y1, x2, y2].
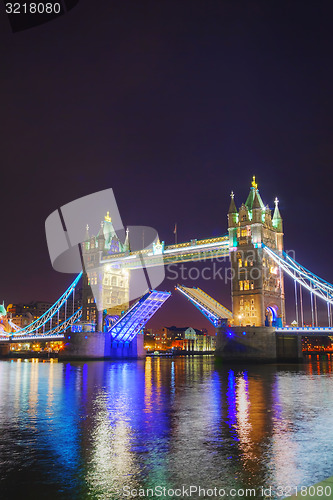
[104, 211, 112, 222]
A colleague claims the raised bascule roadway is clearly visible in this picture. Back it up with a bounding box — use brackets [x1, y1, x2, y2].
[176, 285, 233, 327]
[1, 177, 333, 361]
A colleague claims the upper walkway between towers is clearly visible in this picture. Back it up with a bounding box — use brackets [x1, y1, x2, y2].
[100, 235, 230, 269]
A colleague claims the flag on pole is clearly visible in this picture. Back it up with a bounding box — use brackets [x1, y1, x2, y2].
[173, 223, 177, 234]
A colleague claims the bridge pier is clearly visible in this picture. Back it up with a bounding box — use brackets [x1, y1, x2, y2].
[215, 326, 303, 362]
[110, 334, 146, 359]
[276, 333, 303, 362]
[59, 331, 145, 360]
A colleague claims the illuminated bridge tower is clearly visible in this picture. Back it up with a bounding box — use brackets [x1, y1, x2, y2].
[228, 177, 285, 327]
[82, 212, 130, 330]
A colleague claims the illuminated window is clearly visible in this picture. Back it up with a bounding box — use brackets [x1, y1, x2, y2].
[240, 299, 244, 306]
[250, 281, 254, 290]
[239, 281, 243, 291]
[238, 258, 242, 267]
[244, 260, 248, 267]
[251, 299, 254, 304]
[244, 280, 250, 290]
[241, 229, 247, 237]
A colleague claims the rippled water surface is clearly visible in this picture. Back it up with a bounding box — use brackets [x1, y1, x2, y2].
[0, 356, 333, 499]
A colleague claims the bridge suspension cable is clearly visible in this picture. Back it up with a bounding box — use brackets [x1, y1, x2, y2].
[294, 280, 299, 326]
[10, 309, 82, 341]
[310, 290, 314, 327]
[263, 245, 333, 306]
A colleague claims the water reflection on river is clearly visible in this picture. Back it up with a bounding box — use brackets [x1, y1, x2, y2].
[0, 356, 332, 499]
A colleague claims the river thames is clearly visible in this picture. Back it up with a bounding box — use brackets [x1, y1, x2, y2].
[0, 356, 332, 499]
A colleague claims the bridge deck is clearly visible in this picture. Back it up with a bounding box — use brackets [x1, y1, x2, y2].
[108, 289, 171, 342]
[176, 284, 233, 326]
[276, 327, 333, 336]
[1, 334, 65, 343]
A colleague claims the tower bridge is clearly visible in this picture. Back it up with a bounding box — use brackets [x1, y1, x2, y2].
[1, 177, 333, 361]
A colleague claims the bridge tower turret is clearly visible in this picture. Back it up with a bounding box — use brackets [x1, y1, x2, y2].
[228, 191, 238, 249]
[228, 177, 285, 327]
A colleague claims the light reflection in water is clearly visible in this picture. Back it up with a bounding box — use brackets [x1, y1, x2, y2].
[235, 372, 254, 461]
[85, 388, 137, 498]
[226, 369, 237, 432]
[28, 359, 39, 420]
[144, 356, 153, 416]
[14, 358, 22, 414]
[0, 357, 332, 499]
[46, 359, 55, 417]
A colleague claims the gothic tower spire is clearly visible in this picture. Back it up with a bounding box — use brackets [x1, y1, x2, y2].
[228, 191, 237, 214]
[228, 178, 285, 327]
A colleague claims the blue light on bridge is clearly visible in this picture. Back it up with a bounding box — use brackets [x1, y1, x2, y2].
[71, 324, 83, 333]
[108, 290, 171, 343]
[242, 331, 246, 335]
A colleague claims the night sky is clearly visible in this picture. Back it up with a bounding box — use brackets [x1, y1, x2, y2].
[1, 1, 333, 332]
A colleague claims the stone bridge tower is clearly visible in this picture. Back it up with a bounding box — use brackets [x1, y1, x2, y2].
[228, 177, 285, 327]
[82, 212, 130, 330]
